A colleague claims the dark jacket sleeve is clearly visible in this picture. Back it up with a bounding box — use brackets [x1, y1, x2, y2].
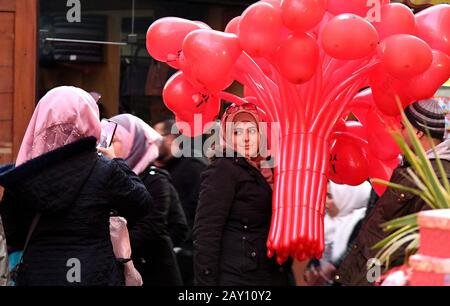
[107, 158, 152, 224]
[0, 190, 33, 251]
[167, 185, 189, 247]
[176, 159, 207, 230]
[193, 159, 237, 286]
[128, 172, 171, 255]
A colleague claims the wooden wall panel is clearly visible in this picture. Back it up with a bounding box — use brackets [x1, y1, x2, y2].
[0, 1, 37, 163]
[0, 12, 14, 67]
[0, 93, 13, 120]
[13, 0, 37, 159]
[0, 66, 13, 93]
[0, 0, 15, 11]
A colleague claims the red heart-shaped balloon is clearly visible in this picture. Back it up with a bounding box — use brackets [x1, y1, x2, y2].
[182, 29, 242, 93]
[146, 17, 204, 68]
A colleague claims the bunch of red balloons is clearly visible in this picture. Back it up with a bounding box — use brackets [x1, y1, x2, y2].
[146, 0, 450, 262]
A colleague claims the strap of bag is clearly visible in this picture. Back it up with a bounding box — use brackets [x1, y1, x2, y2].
[19, 213, 41, 261]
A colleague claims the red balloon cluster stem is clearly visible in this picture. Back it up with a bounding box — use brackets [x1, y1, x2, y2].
[268, 133, 329, 262]
[273, 69, 303, 131]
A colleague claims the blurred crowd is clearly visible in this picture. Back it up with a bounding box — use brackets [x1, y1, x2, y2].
[0, 86, 449, 286]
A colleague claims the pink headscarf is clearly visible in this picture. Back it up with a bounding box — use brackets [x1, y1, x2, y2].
[16, 86, 101, 166]
[108, 114, 162, 175]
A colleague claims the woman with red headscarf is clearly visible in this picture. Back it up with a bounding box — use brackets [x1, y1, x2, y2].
[193, 102, 293, 286]
[0, 86, 151, 286]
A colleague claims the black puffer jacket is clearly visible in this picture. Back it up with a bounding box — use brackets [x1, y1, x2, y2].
[0, 137, 151, 286]
[193, 157, 292, 286]
[129, 166, 185, 286]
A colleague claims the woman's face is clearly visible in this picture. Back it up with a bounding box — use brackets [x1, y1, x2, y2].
[231, 121, 259, 158]
[326, 189, 338, 218]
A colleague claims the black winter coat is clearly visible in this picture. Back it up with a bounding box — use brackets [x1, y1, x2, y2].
[164, 156, 207, 248]
[147, 166, 189, 247]
[129, 165, 185, 286]
[0, 137, 151, 286]
[193, 157, 292, 286]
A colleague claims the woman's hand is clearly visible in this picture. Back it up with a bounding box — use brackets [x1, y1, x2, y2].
[97, 145, 117, 159]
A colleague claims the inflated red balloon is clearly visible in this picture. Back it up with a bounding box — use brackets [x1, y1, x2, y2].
[367, 108, 401, 161]
[378, 34, 433, 79]
[173, 91, 220, 138]
[182, 29, 242, 93]
[274, 33, 319, 84]
[225, 16, 241, 35]
[163, 71, 214, 117]
[369, 64, 413, 116]
[332, 119, 369, 156]
[404, 50, 450, 100]
[253, 57, 275, 80]
[175, 113, 217, 138]
[345, 88, 374, 125]
[415, 4, 450, 57]
[327, 0, 389, 18]
[261, 0, 282, 8]
[193, 21, 212, 29]
[322, 14, 379, 60]
[329, 138, 369, 186]
[368, 152, 399, 196]
[146, 17, 204, 68]
[238, 2, 283, 57]
[281, 0, 327, 32]
[372, 3, 417, 41]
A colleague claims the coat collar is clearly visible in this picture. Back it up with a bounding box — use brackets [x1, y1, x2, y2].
[0, 137, 97, 187]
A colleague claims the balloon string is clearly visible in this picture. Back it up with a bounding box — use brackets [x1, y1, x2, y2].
[311, 60, 376, 132]
[241, 73, 277, 124]
[273, 69, 303, 132]
[271, 67, 290, 131]
[311, 52, 324, 123]
[325, 77, 369, 137]
[322, 57, 367, 95]
[331, 131, 368, 147]
[319, 78, 366, 138]
[218, 91, 248, 105]
[235, 54, 282, 124]
[241, 55, 283, 123]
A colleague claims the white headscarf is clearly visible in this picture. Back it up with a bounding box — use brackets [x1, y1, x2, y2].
[324, 181, 372, 263]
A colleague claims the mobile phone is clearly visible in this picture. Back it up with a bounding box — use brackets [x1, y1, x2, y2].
[99, 119, 118, 148]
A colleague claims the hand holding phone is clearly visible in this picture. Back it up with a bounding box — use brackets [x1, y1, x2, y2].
[98, 119, 118, 159]
[99, 119, 118, 148]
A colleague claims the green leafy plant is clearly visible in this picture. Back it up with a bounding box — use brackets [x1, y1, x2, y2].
[370, 104, 450, 270]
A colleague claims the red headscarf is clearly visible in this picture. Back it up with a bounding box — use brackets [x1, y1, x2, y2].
[220, 102, 273, 187]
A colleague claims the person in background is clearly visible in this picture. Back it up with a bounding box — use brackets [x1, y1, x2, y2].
[105, 114, 187, 286]
[0, 86, 151, 286]
[304, 181, 372, 286]
[153, 119, 207, 286]
[194, 102, 293, 286]
[336, 98, 450, 286]
[1, 214, 8, 286]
